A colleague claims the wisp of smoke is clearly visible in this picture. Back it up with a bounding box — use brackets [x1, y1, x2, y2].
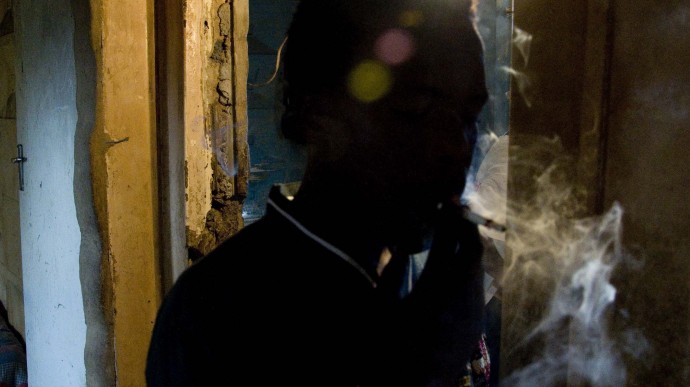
[501, 66, 532, 108]
[513, 27, 533, 67]
[504, 201, 627, 386]
[466, 135, 649, 386]
[499, 28, 534, 108]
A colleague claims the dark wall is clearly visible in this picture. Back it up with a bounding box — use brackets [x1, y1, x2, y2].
[604, 1, 690, 383]
[508, 1, 589, 152]
[504, 0, 690, 385]
[502, 0, 596, 378]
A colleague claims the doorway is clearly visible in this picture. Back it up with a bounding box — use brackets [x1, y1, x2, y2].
[243, 0, 305, 224]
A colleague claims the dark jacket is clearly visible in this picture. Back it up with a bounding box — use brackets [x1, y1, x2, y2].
[146, 187, 484, 386]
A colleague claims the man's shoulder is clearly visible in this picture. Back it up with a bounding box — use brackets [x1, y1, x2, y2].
[155, 217, 296, 313]
[183, 216, 292, 275]
[170, 212, 314, 290]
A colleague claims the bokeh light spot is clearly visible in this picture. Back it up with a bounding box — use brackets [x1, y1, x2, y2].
[347, 60, 393, 103]
[375, 28, 416, 65]
[399, 9, 424, 27]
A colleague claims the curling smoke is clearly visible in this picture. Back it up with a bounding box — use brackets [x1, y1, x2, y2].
[513, 27, 533, 67]
[504, 199, 631, 387]
[465, 135, 649, 386]
[500, 27, 534, 108]
[501, 66, 532, 108]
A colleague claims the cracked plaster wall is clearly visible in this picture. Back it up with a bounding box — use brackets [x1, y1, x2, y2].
[185, 0, 248, 258]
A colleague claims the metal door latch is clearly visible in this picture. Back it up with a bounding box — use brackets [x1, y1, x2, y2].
[11, 144, 27, 191]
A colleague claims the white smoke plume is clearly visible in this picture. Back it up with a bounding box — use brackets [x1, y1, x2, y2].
[466, 135, 649, 386]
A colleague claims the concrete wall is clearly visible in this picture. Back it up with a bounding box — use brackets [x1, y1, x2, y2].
[89, 0, 161, 385]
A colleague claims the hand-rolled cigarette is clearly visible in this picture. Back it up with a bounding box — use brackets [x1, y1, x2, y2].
[447, 195, 507, 233]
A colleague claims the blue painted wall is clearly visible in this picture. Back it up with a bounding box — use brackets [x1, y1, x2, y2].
[244, 0, 305, 224]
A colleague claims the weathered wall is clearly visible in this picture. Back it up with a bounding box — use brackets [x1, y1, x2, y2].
[90, 0, 161, 385]
[7, 0, 252, 385]
[182, 0, 214, 254]
[184, 0, 248, 259]
[604, 1, 690, 383]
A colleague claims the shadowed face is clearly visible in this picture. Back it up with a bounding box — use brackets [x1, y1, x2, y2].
[342, 6, 488, 222]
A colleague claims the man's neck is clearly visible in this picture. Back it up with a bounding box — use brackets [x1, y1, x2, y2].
[288, 177, 434, 275]
[291, 178, 396, 273]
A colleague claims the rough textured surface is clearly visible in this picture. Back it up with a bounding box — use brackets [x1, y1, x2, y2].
[183, 0, 214, 248]
[187, 0, 247, 260]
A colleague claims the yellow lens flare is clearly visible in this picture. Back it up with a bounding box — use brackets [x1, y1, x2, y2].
[399, 9, 424, 27]
[347, 60, 393, 103]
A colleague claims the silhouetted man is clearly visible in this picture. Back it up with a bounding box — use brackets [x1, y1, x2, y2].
[146, 0, 488, 385]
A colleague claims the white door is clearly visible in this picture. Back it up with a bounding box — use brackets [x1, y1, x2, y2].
[14, 0, 88, 385]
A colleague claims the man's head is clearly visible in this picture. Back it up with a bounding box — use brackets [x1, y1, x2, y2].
[283, 0, 487, 224]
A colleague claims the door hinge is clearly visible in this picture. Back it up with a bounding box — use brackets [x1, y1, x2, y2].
[10, 144, 27, 191]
